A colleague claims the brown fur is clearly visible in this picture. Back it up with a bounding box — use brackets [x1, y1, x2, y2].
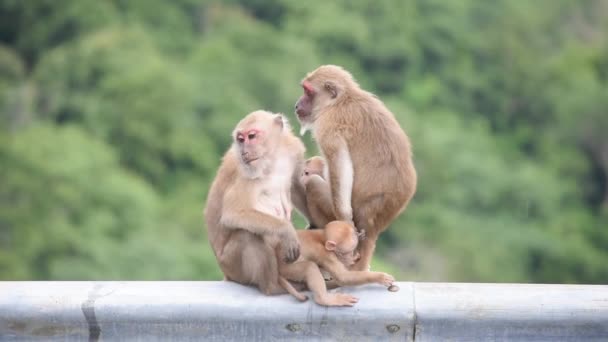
[300, 156, 335, 229]
[295, 65, 417, 271]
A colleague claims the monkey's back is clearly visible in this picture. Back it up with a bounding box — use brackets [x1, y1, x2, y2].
[204, 148, 239, 258]
[317, 93, 416, 204]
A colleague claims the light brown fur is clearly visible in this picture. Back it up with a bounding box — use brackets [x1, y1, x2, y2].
[204, 110, 306, 296]
[290, 221, 394, 290]
[281, 221, 394, 306]
[295, 65, 417, 271]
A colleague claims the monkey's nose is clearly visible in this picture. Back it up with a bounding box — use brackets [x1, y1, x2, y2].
[294, 102, 299, 110]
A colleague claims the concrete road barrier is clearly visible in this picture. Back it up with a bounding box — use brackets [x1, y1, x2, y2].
[0, 281, 607, 341]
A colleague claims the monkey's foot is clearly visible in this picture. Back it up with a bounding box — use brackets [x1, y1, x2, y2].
[316, 293, 359, 307]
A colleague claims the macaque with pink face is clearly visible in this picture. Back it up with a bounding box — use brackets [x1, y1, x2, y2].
[294, 65, 417, 271]
[205, 110, 360, 306]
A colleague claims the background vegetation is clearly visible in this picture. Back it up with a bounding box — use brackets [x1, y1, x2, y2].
[1, 0, 607, 283]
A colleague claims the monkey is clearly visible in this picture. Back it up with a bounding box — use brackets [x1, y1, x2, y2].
[205, 110, 364, 306]
[294, 65, 417, 271]
[299, 156, 336, 229]
[204, 110, 305, 296]
[299, 221, 394, 286]
[279, 221, 395, 306]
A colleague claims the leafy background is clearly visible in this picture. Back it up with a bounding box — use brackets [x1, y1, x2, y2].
[1, 0, 607, 283]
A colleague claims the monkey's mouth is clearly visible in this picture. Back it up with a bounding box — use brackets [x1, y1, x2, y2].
[295, 109, 309, 119]
[244, 157, 259, 164]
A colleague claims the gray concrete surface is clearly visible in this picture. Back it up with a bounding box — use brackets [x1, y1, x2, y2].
[414, 283, 608, 341]
[0, 281, 413, 341]
[0, 281, 607, 341]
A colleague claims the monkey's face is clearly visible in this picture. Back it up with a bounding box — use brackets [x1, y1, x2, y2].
[325, 221, 360, 266]
[300, 157, 326, 186]
[295, 81, 315, 122]
[295, 77, 339, 135]
[234, 111, 284, 174]
[235, 128, 264, 165]
[299, 168, 312, 187]
[334, 242, 360, 266]
[337, 232, 360, 266]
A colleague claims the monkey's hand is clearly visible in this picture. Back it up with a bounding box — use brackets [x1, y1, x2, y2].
[280, 228, 301, 263]
[373, 272, 395, 287]
[356, 228, 366, 241]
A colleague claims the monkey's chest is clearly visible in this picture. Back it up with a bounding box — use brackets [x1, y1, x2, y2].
[255, 155, 294, 220]
[256, 183, 291, 220]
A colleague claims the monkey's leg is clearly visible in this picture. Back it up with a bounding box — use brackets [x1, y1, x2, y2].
[254, 246, 288, 296]
[221, 233, 286, 295]
[282, 261, 358, 307]
[351, 195, 393, 271]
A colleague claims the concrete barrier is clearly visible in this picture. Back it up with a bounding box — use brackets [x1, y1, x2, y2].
[0, 281, 607, 341]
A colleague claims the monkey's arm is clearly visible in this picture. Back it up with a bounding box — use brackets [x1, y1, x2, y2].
[305, 176, 336, 226]
[220, 208, 292, 236]
[220, 191, 300, 262]
[321, 257, 394, 287]
[324, 138, 354, 222]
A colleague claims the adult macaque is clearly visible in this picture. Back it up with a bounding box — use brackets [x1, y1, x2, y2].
[300, 156, 335, 229]
[204, 110, 305, 295]
[295, 65, 417, 271]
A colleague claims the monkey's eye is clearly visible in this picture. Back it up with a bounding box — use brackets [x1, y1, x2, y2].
[236, 135, 245, 143]
[248, 133, 256, 140]
[304, 171, 309, 176]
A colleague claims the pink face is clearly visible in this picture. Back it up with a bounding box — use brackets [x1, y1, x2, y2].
[294, 81, 315, 121]
[235, 128, 264, 164]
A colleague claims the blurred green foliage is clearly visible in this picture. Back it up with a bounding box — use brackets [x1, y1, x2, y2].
[1, 0, 607, 282]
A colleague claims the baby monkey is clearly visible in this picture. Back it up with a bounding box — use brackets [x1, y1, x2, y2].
[300, 156, 336, 229]
[279, 221, 395, 306]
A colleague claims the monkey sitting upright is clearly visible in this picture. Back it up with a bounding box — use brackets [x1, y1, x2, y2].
[300, 156, 336, 229]
[279, 221, 395, 306]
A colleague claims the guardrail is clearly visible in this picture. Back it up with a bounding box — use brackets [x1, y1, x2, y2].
[1, 281, 607, 341]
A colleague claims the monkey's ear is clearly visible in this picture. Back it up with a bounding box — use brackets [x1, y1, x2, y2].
[325, 240, 337, 251]
[274, 114, 287, 130]
[324, 81, 338, 99]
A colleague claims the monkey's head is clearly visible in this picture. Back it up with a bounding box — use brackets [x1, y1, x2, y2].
[324, 221, 360, 266]
[300, 156, 327, 186]
[295, 65, 358, 135]
[233, 110, 288, 178]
